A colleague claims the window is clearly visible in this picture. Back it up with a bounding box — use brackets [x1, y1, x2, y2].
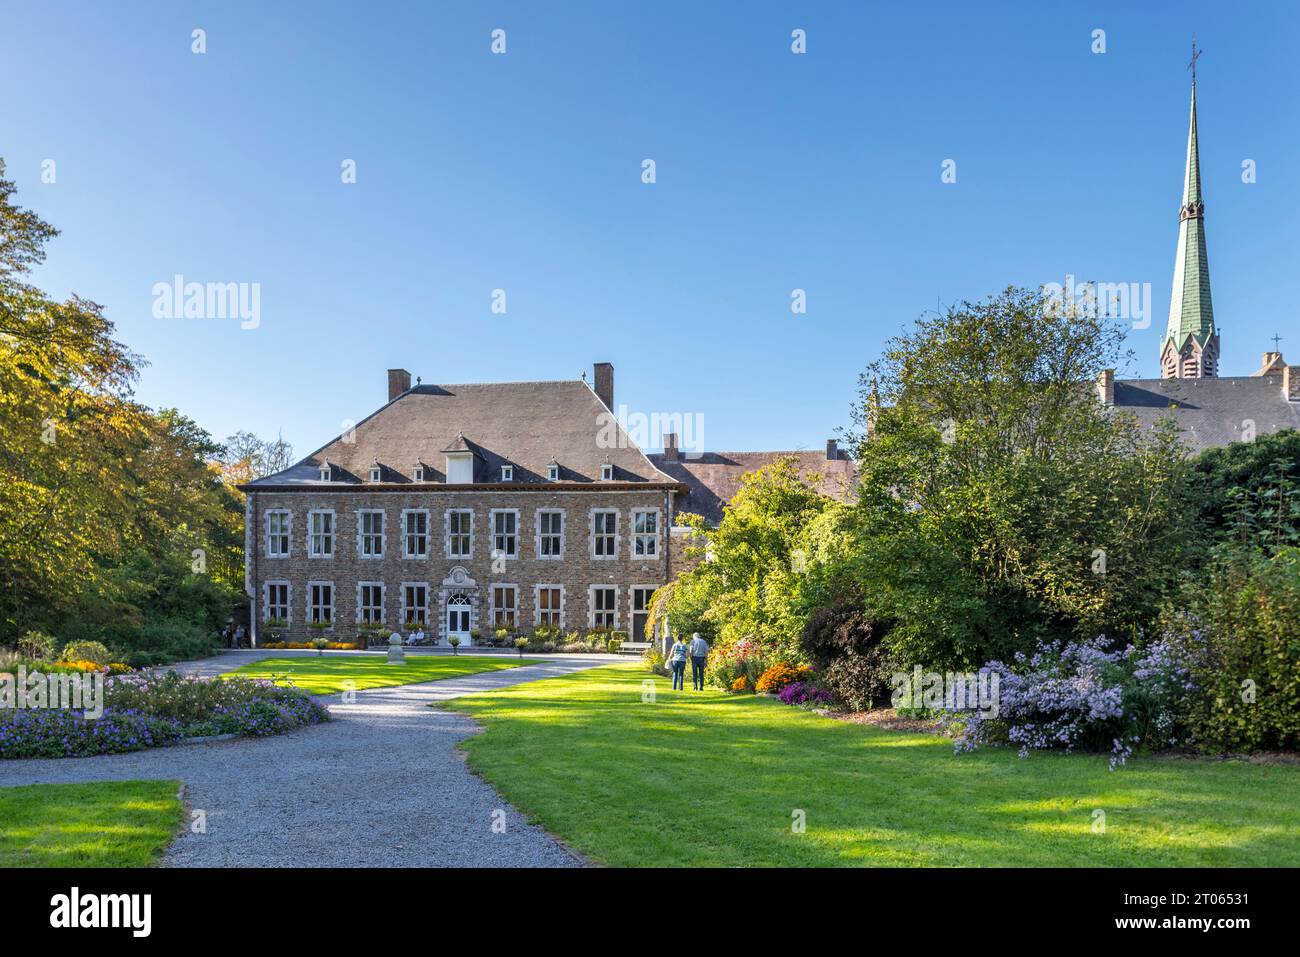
[370, 465, 382, 482]
[357, 582, 384, 624]
[491, 585, 517, 629]
[590, 586, 617, 629]
[547, 463, 559, 481]
[358, 510, 385, 557]
[492, 509, 518, 558]
[501, 465, 513, 482]
[633, 509, 659, 557]
[266, 510, 291, 557]
[265, 581, 290, 623]
[308, 510, 334, 558]
[402, 583, 427, 626]
[307, 582, 334, 625]
[412, 464, 425, 482]
[446, 509, 473, 558]
[601, 464, 614, 481]
[536, 586, 563, 627]
[591, 509, 618, 559]
[318, 464, 332, 482]
[536, 510, 564, 558]
[403, 509, 429, 558]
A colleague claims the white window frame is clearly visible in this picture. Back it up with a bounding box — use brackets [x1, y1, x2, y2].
[263, 580, 291, 623]
[356, 581, 385, 625]
[601, 464, 614, 481]
[445, 508, 474, 559]
[402, 508, 430, 559]
[490, 508, 520, 560]
[588, 584, 619, 629]
[319, 464, 333, 482]
[631, 507, 661, 558]
[307, 580, 334, 628]
[369, 466, 382, 482]
[534, 584, 566, 629]
[357, 509, 385, 558]
[535, 508, 565, 560]
[402, 582, 428, 626]
[265, 509, 292, 558]
[589, 508, 619, 560]
[308, 509, 335, 558]
[547, 464, 559, 481]
[490, 583, 518, 630]
[501, 465, 513, 482]
[412, 464, 425, 482]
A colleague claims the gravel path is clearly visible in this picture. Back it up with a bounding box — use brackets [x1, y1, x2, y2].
[0, 652, 619, 867]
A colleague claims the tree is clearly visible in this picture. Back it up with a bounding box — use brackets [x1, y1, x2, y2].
[842, 287, 1197, 669]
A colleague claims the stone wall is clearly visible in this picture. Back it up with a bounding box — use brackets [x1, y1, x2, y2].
[247, 487, 673, 645]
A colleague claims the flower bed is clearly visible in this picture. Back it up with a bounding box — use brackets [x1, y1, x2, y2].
[0, 671, 330, 759]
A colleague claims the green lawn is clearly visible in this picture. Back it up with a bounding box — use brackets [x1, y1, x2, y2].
[225, 653, 524, 695]
[452, 664, 1300, 867]
[0, 780, 183, 867]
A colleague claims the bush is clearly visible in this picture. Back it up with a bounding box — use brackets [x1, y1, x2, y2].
[755, 663, 809, 694]
[59, 640, 112, 666]
[644, 648, 668, 676]
[16, 630, 56, 660]
[823, 648, 893, 711]
[0, 671, 330, 758]
[799, 604, 883, 666]
[778, 681, 834, 707]
[1162, 547, 1300, 752]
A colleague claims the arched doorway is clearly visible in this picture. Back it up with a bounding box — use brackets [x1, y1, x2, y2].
[446, 591, 472, 644]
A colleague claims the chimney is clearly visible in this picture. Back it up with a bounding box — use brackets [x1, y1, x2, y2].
[1256, 351, 1285, 376]
[593, 362, 614, 411]
[826, 439, 838, 461]
[388, 368, 411, 402]
[1285, 365, 1299, 402]
[1097, 369, 1115, 406]
[663, 432, 680, 463]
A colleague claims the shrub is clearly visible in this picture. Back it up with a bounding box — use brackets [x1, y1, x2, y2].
[778, 681, 834, 707]
[59, 640, 112, 666]
[0, 671, 329, 758]
[755, 663, 809, 694]
[1162, 547, 1300, 752]
[644, 648, 668, 675]
[822, 647, 893, 711]
[16, 630, 56, 660]
[730, 676, 751, 693]
[799, 604, 883, 666]
[707, 638, 770, 692]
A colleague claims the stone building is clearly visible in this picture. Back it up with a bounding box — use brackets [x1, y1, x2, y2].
[241, 363, 853, 646]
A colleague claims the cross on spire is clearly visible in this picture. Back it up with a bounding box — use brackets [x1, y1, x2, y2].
[1187, 37, 1203, 84]
[1271, 333, 1283, 351]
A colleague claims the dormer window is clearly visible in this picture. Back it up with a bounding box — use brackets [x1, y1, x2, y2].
[601, 463, 613, 481]
[412, 463, 425, 482]
[547, 459, 559, 482]
[319, 462, 333, 482]
[369, 463, 382, 483]
[501, 465, 513, 482]
[442, 432, 475, 485]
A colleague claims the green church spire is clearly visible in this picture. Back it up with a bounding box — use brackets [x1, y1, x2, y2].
[1162, 40, 1219, 379]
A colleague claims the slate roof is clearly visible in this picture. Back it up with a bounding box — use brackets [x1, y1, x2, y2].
[647, 450, 857, 526]
[1113, 374, 1300, 452]
[246, 380, 679, 488]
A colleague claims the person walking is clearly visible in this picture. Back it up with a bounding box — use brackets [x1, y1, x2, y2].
[688, 632, 710, 690]
[667, 635, 689, 690]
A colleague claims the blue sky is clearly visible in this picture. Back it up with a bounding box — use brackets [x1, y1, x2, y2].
[3, 1, 1297, 456]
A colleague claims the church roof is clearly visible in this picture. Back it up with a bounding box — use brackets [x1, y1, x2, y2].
[1114, 375, 1300, 452]
[1165, 74, 1216, 353]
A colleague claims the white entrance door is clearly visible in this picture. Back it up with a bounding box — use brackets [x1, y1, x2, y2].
[446, 593, 472, 643]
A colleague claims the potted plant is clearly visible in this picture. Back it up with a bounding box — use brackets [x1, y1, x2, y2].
[311, 636, 329, 655]
[495, 626, 511, 648]
[449, 636, 461, 656]
[514, 636, 528, 657]
[469, 627, 481, 647]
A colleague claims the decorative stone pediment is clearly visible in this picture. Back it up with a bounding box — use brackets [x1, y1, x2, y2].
[442, 566, 477, 589]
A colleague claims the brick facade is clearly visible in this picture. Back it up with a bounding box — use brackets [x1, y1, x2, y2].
[247, 487, 673, 645]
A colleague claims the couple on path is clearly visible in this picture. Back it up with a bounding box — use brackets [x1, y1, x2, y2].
[667, 633, 710, 691]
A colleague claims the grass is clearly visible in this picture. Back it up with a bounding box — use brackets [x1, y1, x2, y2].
[452, 664, 1300, 867]
[0, 780, 183, 867]
[224, 653, 524, 695]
